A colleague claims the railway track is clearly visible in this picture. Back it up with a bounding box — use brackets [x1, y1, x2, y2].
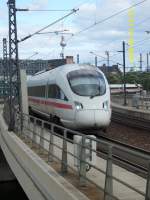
[81, 129, 149, 177]
[112, 110, 150, 131]
[96, 133, 149, 177]
[30, 111, 150, 178]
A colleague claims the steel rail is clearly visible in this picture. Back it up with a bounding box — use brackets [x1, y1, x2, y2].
[112, 110, 150, 130]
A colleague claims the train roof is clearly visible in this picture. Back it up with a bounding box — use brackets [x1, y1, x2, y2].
[27, 64, 103, 87]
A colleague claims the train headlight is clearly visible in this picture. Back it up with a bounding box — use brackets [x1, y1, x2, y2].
[74, 101, 83, 110]
[103, 100, 108, 110]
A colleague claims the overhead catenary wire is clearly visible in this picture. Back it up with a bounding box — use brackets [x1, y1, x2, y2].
[101, 35, 150, 54]
[98, 16, 150, 50]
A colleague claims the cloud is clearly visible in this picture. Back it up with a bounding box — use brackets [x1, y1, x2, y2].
[1, 0, 150, 68]
[28, 0, 49, 9]
[67, 0, 150, 66]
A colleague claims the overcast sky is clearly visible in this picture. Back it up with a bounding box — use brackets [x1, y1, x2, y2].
[0, 0, 150, 70]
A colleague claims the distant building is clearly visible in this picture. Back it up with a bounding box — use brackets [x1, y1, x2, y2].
[0, 56, 74, 76]
[99, 64, 122, 75]
[47, 56, 74, 70]
[19, 59, 48, 75]
[0, 59, 3, 76]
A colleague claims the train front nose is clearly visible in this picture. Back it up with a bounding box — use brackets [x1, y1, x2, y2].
[75, 109, 110, 129]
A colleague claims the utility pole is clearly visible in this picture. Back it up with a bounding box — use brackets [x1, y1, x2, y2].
[118, 41, 127, 106]
[2, 38, 8, 99]
[139, 53, 143, 71]
[77, 54, 79, 64]
[147, 53, 149, 72]
[122, 41, 127, 106]
[95, 56, 97, 67]
[105, 51, 109, 76]
[105, 51, 109, 67]
[7, 0, 22, 131]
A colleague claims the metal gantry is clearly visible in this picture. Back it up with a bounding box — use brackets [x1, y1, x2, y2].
[7, 0, 22, 131]
[2, 38, 8, 98]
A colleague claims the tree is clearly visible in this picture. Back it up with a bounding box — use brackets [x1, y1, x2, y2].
[107, 74, 122, 84]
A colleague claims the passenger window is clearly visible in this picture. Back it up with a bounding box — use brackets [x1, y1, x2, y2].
[48, 84, 68, 101]
[28, 85, 45, 97]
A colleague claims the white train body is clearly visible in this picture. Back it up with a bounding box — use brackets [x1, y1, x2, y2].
[27, 64, 111, 129]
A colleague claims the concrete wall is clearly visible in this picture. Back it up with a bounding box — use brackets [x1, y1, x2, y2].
[20, 69, 28, 115]
[112, 102, 150, 121]
[0, 148, 15, 182]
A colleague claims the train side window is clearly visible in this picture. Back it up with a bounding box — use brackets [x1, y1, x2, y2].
[48, 84, 57, 98]
[48, 84, 68, 101]
[37, 85, 45, 97]
[28, 85, 46, 97]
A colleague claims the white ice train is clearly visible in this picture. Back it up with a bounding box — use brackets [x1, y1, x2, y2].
[27, 64, 111, 129]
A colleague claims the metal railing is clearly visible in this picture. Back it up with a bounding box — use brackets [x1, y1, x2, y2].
[14, 112, 150, 200]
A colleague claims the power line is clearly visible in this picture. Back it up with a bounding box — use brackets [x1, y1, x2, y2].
[37, 31, 74, 36]
[69, 0, 148, 39]
[98, 32, 150, 54]
[88, 15, 150, 51]
[18, 8, 78, 43]
[128, 37, 150, 49]
[135, 16, 150, 27]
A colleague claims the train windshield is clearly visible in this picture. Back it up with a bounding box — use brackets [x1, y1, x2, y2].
[67, 69, 106, 97]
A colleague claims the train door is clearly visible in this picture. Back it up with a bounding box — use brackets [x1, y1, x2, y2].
[39, 85, 46, 113]
[54, 85, 74, 125]
[45, 83, 55, 117]
[43, 83, 48, 114]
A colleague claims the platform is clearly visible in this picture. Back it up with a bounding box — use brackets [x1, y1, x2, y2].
[112, 95, 150, 121]
[112, 101, 150, 122]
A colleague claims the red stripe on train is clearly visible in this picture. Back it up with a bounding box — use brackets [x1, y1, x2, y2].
[28, 97, 73, 110]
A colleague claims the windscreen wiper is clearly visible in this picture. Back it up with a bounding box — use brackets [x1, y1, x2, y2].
[90, 93, 100, 99]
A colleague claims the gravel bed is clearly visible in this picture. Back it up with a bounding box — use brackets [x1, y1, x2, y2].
[101, 122, 150, 151]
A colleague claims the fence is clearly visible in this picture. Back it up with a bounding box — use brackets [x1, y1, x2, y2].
[14, 112, 150, 200]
